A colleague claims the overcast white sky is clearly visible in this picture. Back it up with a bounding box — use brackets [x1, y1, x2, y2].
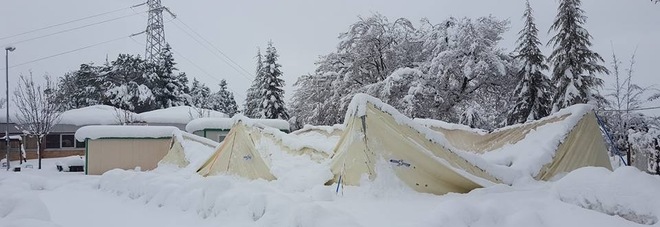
[1, 0, 659, 115]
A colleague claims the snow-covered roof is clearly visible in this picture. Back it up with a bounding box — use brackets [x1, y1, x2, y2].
[139, 106, 227, 124]
[0, 135, 22, 140]
[75, 125, 179, 142]
[185, 116, 290, 133]
[59, 105, 132, 126]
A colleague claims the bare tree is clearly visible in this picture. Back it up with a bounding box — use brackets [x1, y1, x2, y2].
[113, 108, 139, 125]
[602, 49, 660, 166]
[13, 73, 62, 169]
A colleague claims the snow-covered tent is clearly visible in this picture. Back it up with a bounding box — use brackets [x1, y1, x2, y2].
[329, 95, 501, 195]
[254, 125, 339, 161]
[415, 108, 613, 181]
[159, 130, 220, 170]
[291, 125, 345, 138]
[328, 94, 612, 195]
[75, 125, 178, 175]
[196, 121, 276, 180]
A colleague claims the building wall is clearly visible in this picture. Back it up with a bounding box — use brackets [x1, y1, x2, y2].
[86, 138, 171, 175]
[0, 136, 84, 162]
[203, 130, 229, 143]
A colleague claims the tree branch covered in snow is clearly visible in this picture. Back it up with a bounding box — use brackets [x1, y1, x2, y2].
[291, 14, 515, 129]
[13, 73, 62, 169]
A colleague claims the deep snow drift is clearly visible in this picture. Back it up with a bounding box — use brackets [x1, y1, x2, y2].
[2, 157, 659, 227]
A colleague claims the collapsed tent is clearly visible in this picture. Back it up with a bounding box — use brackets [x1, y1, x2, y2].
[292, 125, 345, 138]
[197, 121, 276, 180]
[329, 95, 501, 195]
[256, 125, 342, 161]
[415, 109, 612, 181]
[159, 130, 220, 170]
[329, 94, 612, 195]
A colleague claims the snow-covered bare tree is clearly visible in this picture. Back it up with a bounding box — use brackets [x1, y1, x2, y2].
[13, 73, 62, 169]
[260, 41, 289, 120]
[507, 0, 554, 125]
[423, 16, 513, 128]
[290, 14, 514, 129]
[548, 0, 608, 112]
[600, 50, 660, 164]
[244, 48, 265, 118]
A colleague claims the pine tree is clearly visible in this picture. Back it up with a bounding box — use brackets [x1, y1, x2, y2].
[102, 54, 156, 113]
[547, 0, 608, 112]
[244, 48, 265, 118]
[507, 0, 554, 125]
[260, 41, 289, 120]
[153, 44, 189, 108]
[189, 78, 212, 109]
[212, 79, 238, 117]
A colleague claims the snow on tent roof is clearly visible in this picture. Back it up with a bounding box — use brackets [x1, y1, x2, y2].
[138, 106, 227, 124]
[333, 93, 611, 193]
[413, 118, 488, 135]
[185, 116, 290, 132]
[59, 105, 135, 126]
[75, 125, 179, 142]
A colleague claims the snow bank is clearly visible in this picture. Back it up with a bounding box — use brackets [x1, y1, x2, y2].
[59, 105, 133, 126]
[185, 115, 290, 133]
[75, 125, 178, 142]
[99, 170, 360, 226]
[418, 166, 660, 227]
[0, 172, 66, 227]
[138, 106, 227, 124]
[552, 167, 660, 225]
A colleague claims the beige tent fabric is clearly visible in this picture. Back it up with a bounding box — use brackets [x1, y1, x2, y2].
[160, 137, 189, 168]
[423, 114, 570, 154]
[292, 126, 344, 138]
[197, 123, 276, 180]
[86, 138, 171, 175]
[329, 103, 501, 195]
[535, 112, 613, 180]
[254, 128, 333, 161]
[159, 132, 220, 168]
[420, 111, 612, 180]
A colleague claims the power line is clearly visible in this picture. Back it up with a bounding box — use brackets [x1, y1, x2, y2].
[2, 35, 130, 70]
[2, 10, 147, 47]
[174, 18, 254, 78]
[0, 6, 134, 41]
[597, 106, 660, 112]
[128, 36, 246, 102]
[168, 20, 254, 83]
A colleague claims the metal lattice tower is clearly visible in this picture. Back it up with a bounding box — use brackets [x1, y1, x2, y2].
[145, 0, 166, 63]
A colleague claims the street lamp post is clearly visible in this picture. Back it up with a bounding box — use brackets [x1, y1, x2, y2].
[5, 46, 14, 171]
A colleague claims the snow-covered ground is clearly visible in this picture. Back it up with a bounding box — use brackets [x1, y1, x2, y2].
[1, 157, 659, 227]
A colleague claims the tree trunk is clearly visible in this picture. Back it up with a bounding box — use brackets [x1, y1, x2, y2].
[627, 142, 632, 167]
[37, 136, 42, 169]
